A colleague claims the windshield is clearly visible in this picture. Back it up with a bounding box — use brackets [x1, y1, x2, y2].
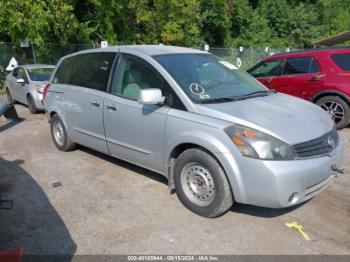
[28, 68, 54, 81]
[153, 53, 268, 103]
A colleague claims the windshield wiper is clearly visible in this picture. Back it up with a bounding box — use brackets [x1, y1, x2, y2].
[232, 89, 277, 100]
[245, 90, 277, 96]
[199, 90, 277, 104]
[199, 97, 238, 104]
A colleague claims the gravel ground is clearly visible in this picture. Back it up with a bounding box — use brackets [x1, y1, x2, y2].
[0, 102, 349, 256]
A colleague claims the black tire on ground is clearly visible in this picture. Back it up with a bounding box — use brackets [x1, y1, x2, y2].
[174, 148, 233, 218]
[50, 114, 76, 152]
[27, 95, 39, 114]
[316, 95, 350, 130]
[6, 88, 15, 104]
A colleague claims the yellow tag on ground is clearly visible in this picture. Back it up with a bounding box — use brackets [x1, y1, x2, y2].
[285, 221, 310, 241]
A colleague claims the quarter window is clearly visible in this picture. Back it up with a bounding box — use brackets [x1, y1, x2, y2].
[249, 60, 285, 78]
[54, 52, 116, 92]
[331, 53, 350, 71]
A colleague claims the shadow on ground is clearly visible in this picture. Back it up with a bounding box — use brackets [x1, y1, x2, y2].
[0, 118, 25, 132]
[79, 146, 168, 186]
[230, 202, 305, 218]
[0, 157, 76, 260]
[80, 146, 303, 218]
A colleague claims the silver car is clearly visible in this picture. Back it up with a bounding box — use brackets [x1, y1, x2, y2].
[44, 46, 344, 217]
[6, 64, 54, 113]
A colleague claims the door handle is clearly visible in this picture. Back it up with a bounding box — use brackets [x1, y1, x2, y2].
[90, 101, 100, 107]
[309, 74, 325, 82]
[262, 79, 272, 85]
[106, 104, 117, 111]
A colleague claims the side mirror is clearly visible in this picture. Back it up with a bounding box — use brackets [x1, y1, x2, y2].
[138, 88, 165, 105]
[16, 79, 25, 85]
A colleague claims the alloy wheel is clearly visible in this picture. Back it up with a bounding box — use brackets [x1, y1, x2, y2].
[320, 101, 345, 123]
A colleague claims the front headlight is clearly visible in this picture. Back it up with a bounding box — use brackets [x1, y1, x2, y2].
[225, 124, 295, 160]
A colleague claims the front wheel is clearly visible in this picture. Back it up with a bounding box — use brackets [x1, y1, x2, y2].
[316, 96, 350, 130]
[174, 148, 233, 218]
[27, 95, 39, 114]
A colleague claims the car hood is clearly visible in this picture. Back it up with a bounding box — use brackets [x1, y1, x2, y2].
[194, 93, 334, 145]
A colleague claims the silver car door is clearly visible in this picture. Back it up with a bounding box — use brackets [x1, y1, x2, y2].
[54, 52, 116, 154]
[8, 68, 19, 100]
[16, 68, 29, 104]
[104, 53, 170, 173]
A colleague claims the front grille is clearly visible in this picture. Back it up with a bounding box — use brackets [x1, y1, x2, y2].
[293, 128, 339, 158]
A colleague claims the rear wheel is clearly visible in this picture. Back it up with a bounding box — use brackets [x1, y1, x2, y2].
[6, 88, 15, 104]
[316, 96, 350, 130]
[27, 95, 39, 114]
[50, 114, 76, 152]
[174, 148, 233, 218]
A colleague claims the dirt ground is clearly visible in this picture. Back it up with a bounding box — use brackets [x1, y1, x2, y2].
[0, 102, 349, 256]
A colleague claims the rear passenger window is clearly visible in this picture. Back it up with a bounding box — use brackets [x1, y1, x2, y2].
[331, 53, 350, 71]
[54, 52, 116, 91]
[283, 57, 319, 75]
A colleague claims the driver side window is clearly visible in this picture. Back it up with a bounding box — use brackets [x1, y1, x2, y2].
[18, 68, 28, 83]
[250, 60, 285, 78]
[111, 54, 170, 101]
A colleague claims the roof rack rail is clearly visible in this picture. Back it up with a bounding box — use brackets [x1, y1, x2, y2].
[272, 46, 350, 56]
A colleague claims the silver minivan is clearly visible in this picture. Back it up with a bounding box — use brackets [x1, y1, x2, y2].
[44, 46, 344, 217]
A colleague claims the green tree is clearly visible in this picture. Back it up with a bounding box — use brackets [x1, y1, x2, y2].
[0, 0, 92, 46]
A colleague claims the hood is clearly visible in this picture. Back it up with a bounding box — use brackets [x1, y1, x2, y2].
[194, 93, 334, 145]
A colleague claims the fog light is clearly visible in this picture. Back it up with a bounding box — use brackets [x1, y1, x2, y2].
[288, 192, 299, 204]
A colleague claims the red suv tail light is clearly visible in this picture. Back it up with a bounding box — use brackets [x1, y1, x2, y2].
[42, 83, 50, 102]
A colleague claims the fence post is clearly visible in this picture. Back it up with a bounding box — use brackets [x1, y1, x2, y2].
[31, 44, 37, 64]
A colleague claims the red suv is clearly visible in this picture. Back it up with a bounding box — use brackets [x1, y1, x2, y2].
[247, 48, 350, 129]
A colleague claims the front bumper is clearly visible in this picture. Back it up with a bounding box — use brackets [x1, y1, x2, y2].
[218, 138, 344, 208]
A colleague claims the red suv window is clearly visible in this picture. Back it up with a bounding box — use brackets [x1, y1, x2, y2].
[331, 53, 350, 71]
[282, 57, 319, 75]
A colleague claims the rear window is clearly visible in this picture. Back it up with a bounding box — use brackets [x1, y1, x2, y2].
[54, 52, 116, 91]
[28, 68, 53, 81]
[331, 53, 350, 71]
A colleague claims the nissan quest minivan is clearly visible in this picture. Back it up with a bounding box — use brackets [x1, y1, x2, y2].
[44, 46, 344, 217]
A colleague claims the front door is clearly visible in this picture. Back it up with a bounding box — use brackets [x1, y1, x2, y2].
[104, 53, 170, 173]
[15, 68, 29, 104]
[248, 59, 285, 91]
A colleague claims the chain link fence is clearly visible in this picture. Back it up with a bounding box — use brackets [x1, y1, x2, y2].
[0, 42, 95, 92]
[208, 47, 292, 70]
[0, 42, 293, 93]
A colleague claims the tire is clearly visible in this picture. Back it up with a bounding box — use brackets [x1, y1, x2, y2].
[174, 148, 233, 218]
[6, 88, 15, 104]
[27, 95, 39, 114]
[50, 114, 76, 152]
[316, 96, 350, 130]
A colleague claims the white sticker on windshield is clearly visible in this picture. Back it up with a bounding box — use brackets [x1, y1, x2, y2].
[200, 94, 210, 100]
[219, 61, 238, 70]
